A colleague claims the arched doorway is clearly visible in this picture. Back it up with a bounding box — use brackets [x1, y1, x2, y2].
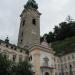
[45, 72, 49, 75]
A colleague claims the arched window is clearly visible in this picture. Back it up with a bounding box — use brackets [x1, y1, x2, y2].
[2, 50, 9, 58]
[29, 55, 32, 61]
[45, 72, 49, 75]
[13, 54, 16, 62]
[19, 55, 23, 62]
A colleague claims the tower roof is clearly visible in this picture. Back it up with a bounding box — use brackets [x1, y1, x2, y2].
[24, 0, 38, 9]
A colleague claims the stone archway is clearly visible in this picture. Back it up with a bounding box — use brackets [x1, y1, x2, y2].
[45, 72, 49, 75]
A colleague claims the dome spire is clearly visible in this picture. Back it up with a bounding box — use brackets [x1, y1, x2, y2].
[24, 0, 38, 9]
[5, 37, 9, 44]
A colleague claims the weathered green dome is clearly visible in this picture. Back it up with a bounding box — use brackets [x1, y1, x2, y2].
[24, 0, 38, 9]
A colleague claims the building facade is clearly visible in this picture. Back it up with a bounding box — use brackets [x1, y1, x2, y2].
[0, 0, 75, 75]
[54, 53, 75, 75]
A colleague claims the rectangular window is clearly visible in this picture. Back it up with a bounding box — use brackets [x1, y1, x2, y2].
[32, 19, 36, 25]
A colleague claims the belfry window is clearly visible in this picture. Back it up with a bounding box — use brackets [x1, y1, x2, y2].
[22, 20, 25, 26]
[20, 39, 23, 43]
[32, 19, 36, 25]
[22, 32, 23, 37]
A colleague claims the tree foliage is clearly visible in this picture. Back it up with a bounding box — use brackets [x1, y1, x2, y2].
[12, 60, 33, 75]
[41, 16, 75, 43]
[0, 53, 12, 75]
[40, 16, 75, 55]
[0, 53, 33, 75]
[52, 36, 75, 55]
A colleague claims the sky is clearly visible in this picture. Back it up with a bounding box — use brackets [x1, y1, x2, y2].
[0, 0, 75, 44]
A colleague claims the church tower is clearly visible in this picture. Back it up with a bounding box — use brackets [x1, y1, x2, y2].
[18, 0, 41, 48]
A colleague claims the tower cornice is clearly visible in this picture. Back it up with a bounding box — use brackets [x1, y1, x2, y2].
[20, 7, 41, 17]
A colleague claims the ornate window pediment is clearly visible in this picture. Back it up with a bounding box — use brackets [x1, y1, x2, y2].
[43, 56, 49, 66]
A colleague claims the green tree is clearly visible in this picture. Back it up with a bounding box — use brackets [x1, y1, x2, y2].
[0, 53, 12, 75]
[46, 32, 54, 43]
[40, 16, 75, 44]
[54, 26, 60, 40]
[66, 15, 73, 23]
[12, 60, 33, 75]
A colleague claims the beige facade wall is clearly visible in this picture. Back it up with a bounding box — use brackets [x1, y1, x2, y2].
[0, 41, 27, 62]
[29, 45, 55, 75]
[53, 53, 75, 75]
[29, 48, 41, 75]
